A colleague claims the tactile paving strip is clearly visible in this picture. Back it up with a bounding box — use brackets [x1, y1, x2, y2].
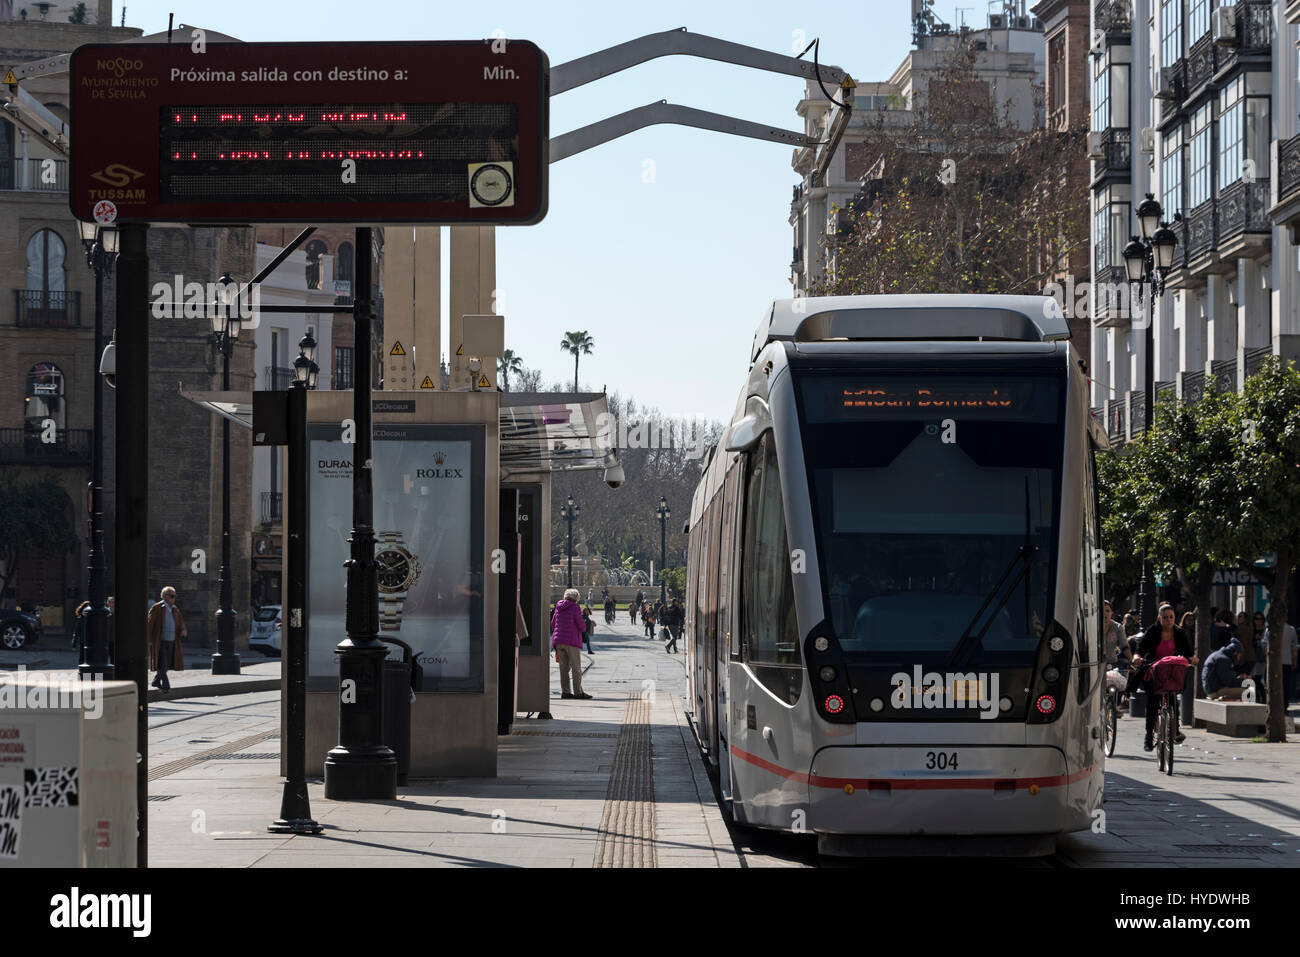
[149, 729, 279, 781]
[593, 693, 656, 868]
[510, 729, 619, 739]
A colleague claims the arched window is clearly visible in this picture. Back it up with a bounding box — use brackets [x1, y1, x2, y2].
[26, 228, 66, 293]
[24, 363, 66, 443]
[336, 242, 354, 283]
[304, 239, 327, 290]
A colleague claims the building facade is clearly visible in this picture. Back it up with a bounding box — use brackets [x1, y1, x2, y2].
[1089, 0, 1300, 436]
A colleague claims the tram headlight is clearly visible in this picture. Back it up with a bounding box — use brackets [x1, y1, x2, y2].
[824, 694, 845, 714]
[813, 637, 830, 652]
[1042, 666, 1060, 683]
[1049, 636, 1065, 653]
[819, 666, 837, 682]
[1035, 694, 1057, 715]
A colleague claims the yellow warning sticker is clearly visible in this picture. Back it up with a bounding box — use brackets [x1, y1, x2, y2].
[389, 340, 406, 356]
[420, 376, 435, 389]
[455, 344, 463, 356]
[3, 70, 18, 86]
[478, 374, 491, 388]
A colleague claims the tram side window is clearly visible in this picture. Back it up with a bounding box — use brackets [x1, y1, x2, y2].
[741, 434, 802, 703]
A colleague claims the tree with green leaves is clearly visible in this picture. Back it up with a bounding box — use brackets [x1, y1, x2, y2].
[67, 2, 88, 23]
[1096, 448, 1145, 611]
[497, 349, 524, 391]
[0, 475, 77, 601]
[559, 331, 594, 392]
[1221, 357, 1300, 741]
[1127, 385, 1243, 696]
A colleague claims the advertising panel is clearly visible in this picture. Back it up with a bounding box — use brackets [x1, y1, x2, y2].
[307, 423, 485, 692]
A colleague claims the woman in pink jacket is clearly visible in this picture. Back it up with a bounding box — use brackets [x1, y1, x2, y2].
[552, 588, 591, 699]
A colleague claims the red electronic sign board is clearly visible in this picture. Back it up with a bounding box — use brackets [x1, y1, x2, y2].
[69, 41, 548, 225]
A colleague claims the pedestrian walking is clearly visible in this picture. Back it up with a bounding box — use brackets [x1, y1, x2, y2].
[1261, 613, 1298, 705]
[70, 600, 90, 650]
[147, 586, 187, 692]
[552, 588, 591, 700]
[629, 599, 637, 625]
[642, 602, 655, 638]
[582, 604, 595, 654]
[664, 597, 684, 653]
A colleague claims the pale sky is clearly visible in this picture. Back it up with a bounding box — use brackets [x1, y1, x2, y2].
[109, 0, 918, 419]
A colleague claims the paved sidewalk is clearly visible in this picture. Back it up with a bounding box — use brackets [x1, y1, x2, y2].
[146, 620, 740, 867]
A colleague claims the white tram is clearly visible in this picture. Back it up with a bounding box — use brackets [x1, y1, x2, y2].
[685, 295, 1108, 856]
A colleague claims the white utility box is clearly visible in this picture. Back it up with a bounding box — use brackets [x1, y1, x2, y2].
[0, 675, 137, 867]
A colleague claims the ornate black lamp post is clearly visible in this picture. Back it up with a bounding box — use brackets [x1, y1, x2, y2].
[209, 273, 242, 675]
[1123, 195, 1179, 632]
[655, 496, 670, 603]
[559, 494, 580, 587]
[76, 221, 118, 680]
[270, 337, 323, 834]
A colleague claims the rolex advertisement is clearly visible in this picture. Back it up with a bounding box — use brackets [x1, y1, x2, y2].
[307, 423, 485, 692]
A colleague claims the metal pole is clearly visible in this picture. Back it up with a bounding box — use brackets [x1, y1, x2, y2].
[80, 254, 111, 680]
[659, 512, 666, 604]
[566, 510, 573, 588]
[212, 336, 240, 674]
[271, 382, 322, 833]
[324, 226, 397, 800]
[1138, 270, 1157, 631]
[114, 222, 149, 867]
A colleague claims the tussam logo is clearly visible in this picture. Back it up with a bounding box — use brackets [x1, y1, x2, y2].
[90, 164, 144, 189]
[49, 887, 151, 937]
[891, 666, 1001, 720]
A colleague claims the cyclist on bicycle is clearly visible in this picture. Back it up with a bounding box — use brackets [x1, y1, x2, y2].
[1132, 603, 1198, 752]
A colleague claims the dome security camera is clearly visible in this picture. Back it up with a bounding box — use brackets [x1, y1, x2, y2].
[603, 464, 625, 489]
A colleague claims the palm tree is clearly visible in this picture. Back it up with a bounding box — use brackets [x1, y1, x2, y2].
[497, 349, 523, 391]
[559, 331, 594, 392]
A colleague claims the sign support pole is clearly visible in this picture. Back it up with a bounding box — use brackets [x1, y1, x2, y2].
[324, 226, 398, 800]
[271, 383, 323, 832]
[113, 221, 150, 867]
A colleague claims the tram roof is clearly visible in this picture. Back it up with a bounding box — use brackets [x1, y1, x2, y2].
[752, 295, 1070, 365]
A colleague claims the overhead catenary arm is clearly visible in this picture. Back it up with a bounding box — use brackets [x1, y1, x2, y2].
[550, 27, 846, 95]
[550, 100, 818, 163]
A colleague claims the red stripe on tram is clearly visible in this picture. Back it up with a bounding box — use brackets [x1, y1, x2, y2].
[729, 744, 1096, 791]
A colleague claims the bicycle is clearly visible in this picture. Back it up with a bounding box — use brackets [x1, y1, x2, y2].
[1103, 686, 1119, 757]
[1145, 655, 1190, 777]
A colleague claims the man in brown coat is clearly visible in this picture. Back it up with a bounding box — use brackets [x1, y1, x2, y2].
[147, 586, 186, 691]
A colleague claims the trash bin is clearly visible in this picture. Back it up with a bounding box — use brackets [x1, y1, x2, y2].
[381, 658, 412, 787]
[1129, 689, 1146, 719]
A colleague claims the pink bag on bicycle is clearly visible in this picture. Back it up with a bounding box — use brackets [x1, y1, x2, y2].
[1145, 655, 1189, 695]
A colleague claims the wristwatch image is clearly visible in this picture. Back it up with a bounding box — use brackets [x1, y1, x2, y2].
[375, 531, 421, 630]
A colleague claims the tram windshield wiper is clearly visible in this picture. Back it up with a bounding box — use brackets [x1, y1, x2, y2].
[947, 477, 1037, 669]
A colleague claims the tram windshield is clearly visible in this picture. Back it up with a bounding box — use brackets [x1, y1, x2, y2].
[798, 372, 1064, 667]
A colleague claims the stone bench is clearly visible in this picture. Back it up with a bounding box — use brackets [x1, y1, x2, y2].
[1193, 699, 1268, 737]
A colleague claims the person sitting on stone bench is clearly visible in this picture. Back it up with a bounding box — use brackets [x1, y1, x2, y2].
[1203, 638, 1250, 701]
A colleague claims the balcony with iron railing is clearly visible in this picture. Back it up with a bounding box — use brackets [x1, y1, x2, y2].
[0, 427, 91, 465]
[1216, 2, 1273, 76]
[1185, 35, 1220, 97]
[265, 365, 295, 390]
[1157, 61, 1186, 126]
[1129, 390, 1147, 434]
[13, 289, 81, 327]
[1095, 0, 1131, 34]
[1244, 345, 1272, 379]
[1278, 133, 1300, 212]
[1181, 369, 1207, 404]
[1106, 399, 1125, 443]
[260, 491, 282, 525]
[1093, 128, 1131, 180]
[0, 157, 68, 192]
[1184, 200, 1217, 262]
[1217, 178, 1271, 247]
[1211, 357, 1238, 393]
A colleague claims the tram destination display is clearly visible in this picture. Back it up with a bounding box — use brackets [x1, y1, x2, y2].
[69, 41, 548, 224]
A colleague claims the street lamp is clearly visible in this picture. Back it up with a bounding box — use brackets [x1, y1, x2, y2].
[77, 222, 118, 680]
[1121, 194, 1179, 633]
[559, 494, 580, 587]
[270, 336, 323, 834]
[655, 496, 670, 603]
[209, 273, 241, 675]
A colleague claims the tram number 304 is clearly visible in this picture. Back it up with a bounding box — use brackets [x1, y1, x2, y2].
[925, 752, 959, 770]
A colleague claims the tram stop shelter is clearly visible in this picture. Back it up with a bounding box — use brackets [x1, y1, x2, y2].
[180, 386, 619, 777]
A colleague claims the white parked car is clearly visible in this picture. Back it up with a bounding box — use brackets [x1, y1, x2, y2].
[248, 604, 281, 656]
